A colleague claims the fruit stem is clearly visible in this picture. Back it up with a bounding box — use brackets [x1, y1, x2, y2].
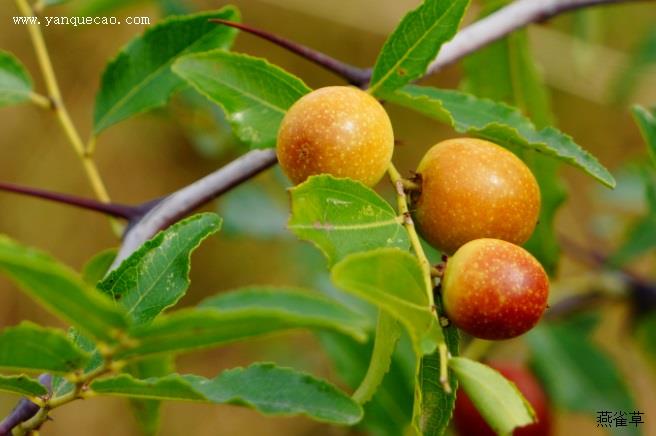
[388, 164, 435, 307]
[400, 178, 421, 192]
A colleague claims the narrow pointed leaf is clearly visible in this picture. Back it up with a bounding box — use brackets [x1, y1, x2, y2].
[289, 175, 409, 266]
[93, 7, 239, 134]
[99, 213, 221, 324]
[389, 85, 615, 188]
[0, 375, 47, 397]
[91, 363, 363, 425]
[352, 311, 400, 404]
[449, 357, 535, 436]
[0, 236, 127, 343]
[331, 248, 441, 355]
[0, 50, 33, 107]
[0, 322, 89, 373]
[369, 0, 470, 95]
[632, 105, 656, 166]
[173, 50, 311, 149]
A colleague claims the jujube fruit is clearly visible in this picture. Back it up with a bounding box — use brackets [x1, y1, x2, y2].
[453, 362, 551, 436]
[413, 137, 540, 254]
[441, 238, 549, 340]
[277, 86, 394, 186]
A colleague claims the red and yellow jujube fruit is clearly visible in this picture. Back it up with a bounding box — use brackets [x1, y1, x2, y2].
[414, 137, 540, 254]
[277, 86, 394, 186]
[442, 238, 549, 340]
[453, 362, 552, 436]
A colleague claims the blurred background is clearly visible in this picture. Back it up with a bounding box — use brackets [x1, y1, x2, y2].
[1, 0, 656, 434]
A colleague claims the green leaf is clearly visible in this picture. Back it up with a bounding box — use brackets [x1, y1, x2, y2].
[352, 311, 401, 404]
[93, 7, 239, 134]
[91, 363, 363, 425]
[0, 322, 89, 373]
[331, 248, 440, 355]
[449, 357, 535, 436]
[369, 0, 469, 95]
[0, 375, 47, 397]
[173, 50, 311, 149]
[0, 50, 33, 107]
[527, 318, 638, 435]
[632, 105, 656, 166]
[99, 213, 221, 325]
[388, 85, 616, 188]
[50, 329, 100, 399]
[289, 175, 409, 266]
[126, 356, 175, 436]
[118, 293, 368, 359]
[82, 248, 117, 286]
[461, 10, 566, 275]
[0, 236, 127, 343]
[412, 316, 459, 436]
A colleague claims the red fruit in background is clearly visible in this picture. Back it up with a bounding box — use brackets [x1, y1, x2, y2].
[453, 362, 551, 436]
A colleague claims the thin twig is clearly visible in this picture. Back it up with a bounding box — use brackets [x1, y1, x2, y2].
[14, 0, 118, 233]
[210, 19, 371, 87]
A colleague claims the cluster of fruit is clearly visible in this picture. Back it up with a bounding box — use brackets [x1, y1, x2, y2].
[277, 86, 550, 342]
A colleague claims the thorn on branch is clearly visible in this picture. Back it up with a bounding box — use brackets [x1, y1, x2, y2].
[210, 19, 371, 88]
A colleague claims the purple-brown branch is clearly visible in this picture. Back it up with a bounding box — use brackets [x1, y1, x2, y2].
[0, 374, 50, 436]
[0, 181, 140, 219]
[210, 19, 372, 88]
